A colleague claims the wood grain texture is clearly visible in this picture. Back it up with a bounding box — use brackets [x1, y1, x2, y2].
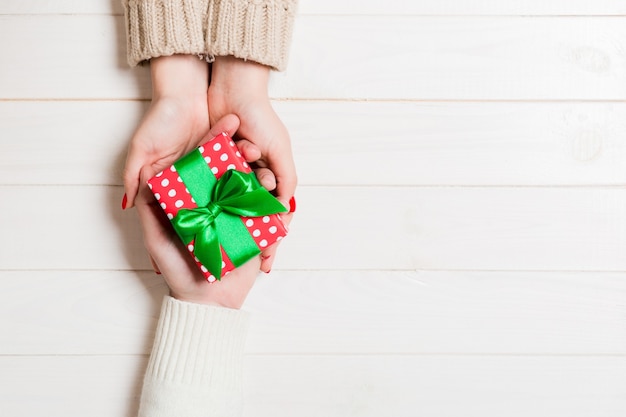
[3, 0, 626, 16]
[297, 0, 626, 16]
[2, 16, 626, 100]
[277, 16, 626, 100]
[1, 355, 624, 417]
[2, 2, 625, 415]
[0, 270, 625, 355]
[0, 186, 624, 271]
[3, 101, 626, 186]
[0, 356, 144, 417]
[0, 15, 150, 99]
[245, 355, 626, 417]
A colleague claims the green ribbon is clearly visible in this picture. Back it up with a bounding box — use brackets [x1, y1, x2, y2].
[170, 148, 286, 279]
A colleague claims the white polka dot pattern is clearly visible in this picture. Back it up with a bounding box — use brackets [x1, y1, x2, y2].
[147, 133, 288, 282]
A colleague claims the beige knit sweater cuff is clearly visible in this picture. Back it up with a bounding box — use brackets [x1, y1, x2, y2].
[124, 0, 297, 71]
[205, 0, 296, 71]
[138, 296, 250, 417]
[124, 0, 207, 67]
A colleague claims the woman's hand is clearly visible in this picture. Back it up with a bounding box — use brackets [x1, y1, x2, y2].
[123, 55, 211, 209]
[209, 56, 297, 272]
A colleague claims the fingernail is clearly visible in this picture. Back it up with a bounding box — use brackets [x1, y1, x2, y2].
[155, 271, 162, 275]
[288, 196, 296, 213]
[121, 193, 128, 210]
[267, 269, 272, 274]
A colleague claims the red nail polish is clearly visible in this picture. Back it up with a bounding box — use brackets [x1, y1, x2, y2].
[155, 271, 162, 275]
[288, 196, 296, 213]
[121, 193, 128, 210]
[267, 269, 272, 274]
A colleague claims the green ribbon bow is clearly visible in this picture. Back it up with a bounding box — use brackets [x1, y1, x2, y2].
[170, 147, 286, 279]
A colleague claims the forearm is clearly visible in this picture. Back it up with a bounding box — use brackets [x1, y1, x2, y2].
[210, 56, 270, 100]
[150, 55, 208, 100]
[138, 296, 250, 417]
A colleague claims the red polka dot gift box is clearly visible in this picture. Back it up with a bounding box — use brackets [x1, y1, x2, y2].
[147, 133, 288, 282]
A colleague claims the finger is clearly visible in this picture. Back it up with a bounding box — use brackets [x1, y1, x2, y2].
[135, 167, 174, 249]
[122, 144, 144, 210]
[234, 139, 262, 163]
[149, 255, 161, 275]
[259, 209, 294, 272]
[254, 167, 277, 191]
[134, 177, 161, 238]
[274, 166, 297, 208]
[201, 114, 241, 145]
[267, 144, 298, 210]
[280, 211, 294, 228]
[260, 243, 279, 273]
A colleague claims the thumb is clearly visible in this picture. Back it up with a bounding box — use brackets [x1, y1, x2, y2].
[201, 114, 241, 146]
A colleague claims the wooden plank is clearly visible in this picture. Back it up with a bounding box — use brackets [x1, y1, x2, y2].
[0, 270, 625, 355]
[276, 16, 626, 100]
[0, 16, 151, 100]
[0, 355, 624, 417]
[0, 356, 144, 417]
[245, 355, 626, 417]
[2, 15, 626, 100]
[287, 101, 626, 186]
[0, 186, 624, 271]
[0, 271, 165, 355]
[2, 101, 626, 186]
[297, 0, 626, 16]
[246, 270, 626, 355]
[0, 0, 122, 15]
[0, 101, 148, 185]
[3, 0, 626, 16]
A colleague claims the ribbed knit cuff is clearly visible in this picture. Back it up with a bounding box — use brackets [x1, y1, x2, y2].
[123, 0, 209, 67]
[205, 0, 297, 71]
[138, 296, 250, 417]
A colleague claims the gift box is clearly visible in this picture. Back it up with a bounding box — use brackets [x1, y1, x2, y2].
[147, 132, 288, 282]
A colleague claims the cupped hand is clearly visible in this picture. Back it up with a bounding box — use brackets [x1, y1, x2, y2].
[209, 56, 297, 272]
[123, 55, 211, 209]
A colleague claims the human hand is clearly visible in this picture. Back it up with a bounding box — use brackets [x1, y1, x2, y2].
[208, 56, 297, 272]
[135, 116, 264, 309]
[123, 55, 211, 210]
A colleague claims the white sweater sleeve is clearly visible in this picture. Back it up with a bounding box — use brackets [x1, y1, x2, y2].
[138, 296, 250, 417]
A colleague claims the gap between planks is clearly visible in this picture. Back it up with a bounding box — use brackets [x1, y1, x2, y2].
[2, 268, 626, 273]
[0, 184, 625, 189]
[0, 353, 624, 357]
[5, 98, 626, 103]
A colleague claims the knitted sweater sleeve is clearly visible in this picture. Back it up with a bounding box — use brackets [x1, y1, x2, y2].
[123, 0, 297, 71]
[138, 296, 250, 417]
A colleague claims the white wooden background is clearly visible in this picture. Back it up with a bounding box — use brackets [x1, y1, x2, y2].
[1, 1, 626, 416]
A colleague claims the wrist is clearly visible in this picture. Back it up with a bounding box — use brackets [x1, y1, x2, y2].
[150, 55, 209, 100]
[169, 290, 243, 310]
[210, 56, 270, 99]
